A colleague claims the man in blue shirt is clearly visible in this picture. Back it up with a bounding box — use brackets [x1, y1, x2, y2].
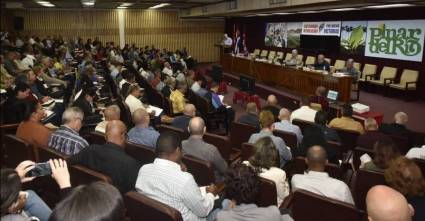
[128, 108, 160, 149]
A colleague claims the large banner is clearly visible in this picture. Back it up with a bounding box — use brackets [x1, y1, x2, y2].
[264, 23, 287, 47]
[302, 21, 341, 36]
[340, 21, 367, 55]
[287, 22, 302, 48]
[365, 20, 425, 62]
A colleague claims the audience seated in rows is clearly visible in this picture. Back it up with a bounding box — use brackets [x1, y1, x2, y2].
[216, 163, 293, 221]
[273, 108, 303, 145]
[171, 103, 196, 131]
[48, 107, 89, 155]
[136, 131, 218, 221]
[182, 117, 228, 183]
[249, 110, 292, 167]
[125, 84, 145, 114]
[329, 103, 364, 134]
[314, 111, 340, 142]
[72, 87, 101, 124]
[361, 140, 400, 172]
[237, 102, 260, 130]
[290, 96, 317, 123]
[357, 118, 392, 149]
[95, 104, 121, 133]
[243, 137, 290, 206]
[191, 75, 208, 97]
[366, 185, 414, 221]
[384, 157, 425, 221]
[16, 101, 52, 147]
[206, 82, 235, 129]
[68, 120, 141, 193]
[170, 81, 187, 114]
[309, 86, 329, 112]
[161, 76, 176, 98]
[128, 108, 160, 149]
[291, 145, 354, 205]
[3, 83, 33, 124]
[262, 95, 280, 121]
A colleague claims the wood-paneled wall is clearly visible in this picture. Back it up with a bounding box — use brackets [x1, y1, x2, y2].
[14, 10, 120, 45]
[124, 10, 223, 62]
[10, 9, 224, 62]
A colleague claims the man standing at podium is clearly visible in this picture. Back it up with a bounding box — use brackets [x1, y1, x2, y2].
[222, 33, 233, 53]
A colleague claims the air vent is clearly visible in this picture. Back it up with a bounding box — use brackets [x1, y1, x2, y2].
[270, 0, 287, 4]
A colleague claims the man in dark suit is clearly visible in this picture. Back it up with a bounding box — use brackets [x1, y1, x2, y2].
[171, 104, 196, 131]
[262, 95, 280, 121]
[313, 54, 330, 72]
[237, 102, 260, 130]
[380, 112, 414, 146]
[72, 87, 102, 124]
[68, 120, 141, 193]
[357, 118, 392, 149]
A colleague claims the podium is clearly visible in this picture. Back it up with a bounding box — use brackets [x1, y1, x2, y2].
[214, 43, 231, 64]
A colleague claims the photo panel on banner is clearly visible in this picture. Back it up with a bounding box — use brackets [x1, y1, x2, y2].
[264, 22, 287, 47]
[340, 21, 367, 55]
[287, 22, 302, 48]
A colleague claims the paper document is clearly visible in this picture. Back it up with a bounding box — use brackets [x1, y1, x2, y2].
[54, 99, 64, 103]
[218, 95, 224, 102]
[146, 105, 163, 117]
[199, 186, 219, 200]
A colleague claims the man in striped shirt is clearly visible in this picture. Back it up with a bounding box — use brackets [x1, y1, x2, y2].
[48, 107, 89, 155]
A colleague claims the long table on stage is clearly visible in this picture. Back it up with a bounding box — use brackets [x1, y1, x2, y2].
[221, 54, 353, 103]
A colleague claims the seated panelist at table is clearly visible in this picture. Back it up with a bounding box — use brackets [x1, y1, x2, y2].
[285, 49, 302, 67]
[313, 54, 330, 72]
[340, 58, 360, 80]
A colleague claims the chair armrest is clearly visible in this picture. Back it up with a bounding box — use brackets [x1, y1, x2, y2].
[405, 81, 417, 90]
[384, 78, 395, 86]
[280, 193, 294, 208]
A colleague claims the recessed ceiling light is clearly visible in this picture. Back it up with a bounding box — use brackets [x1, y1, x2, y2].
[365, 4, 412, 9]
[256, 13, 270, 16]
[117, 6, 127, 9]
[298, 10, 319, 14]
[328, 8, 357, 11]
[149, 3, 170, 9]
[120, 3, 133, 7]
[273, 12, 292, 15]
[36, 1, 55, 7]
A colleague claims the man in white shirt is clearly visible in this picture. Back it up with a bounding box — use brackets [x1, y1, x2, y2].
[406, 145, 425, 160]
[135, 131, 218, 221]
[125, 84, 145, 114]
[290, 97, 317, 123]
[223, 33, 232, 47]
[274, 108, 303, 145]
[291, 145, 354, 205]
[95, 105, 120, 133]
[162, 61, 173, 77]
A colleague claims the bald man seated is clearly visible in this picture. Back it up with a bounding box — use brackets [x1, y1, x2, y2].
[95, 104, 121, 133]
[182, 117, 228, 183]
[291, 145, 354, 205]
[380, 112, 412, 137]
[68, 120, 141, 193]
[366, 185, 414, 221]
[171, 103, 196, 131]
[237, 102, 260, 130]
[128, 108, 160, 148]
[273, 108, 303, 145]
[262, 95, 280, 121]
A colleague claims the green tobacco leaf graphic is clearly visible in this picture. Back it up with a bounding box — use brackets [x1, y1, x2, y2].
[348, 26, 365, 49]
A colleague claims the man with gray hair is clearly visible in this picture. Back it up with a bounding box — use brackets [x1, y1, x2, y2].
[380, 112, 412, 139]
[262, 94, 280, 121]
[182, 117, 228, 182]
[357, 118, 392, 149]
[48, 106, 89, 155]
[340, 58, 360, 80]
[128, 108, 160, 149]
[291, 145, 354, 205]
[273, 108, 303, 145]
[285, 49, 302, 66]
[171, 103, 196, 131]
[237, 102, 260, 130]
[95, 104, 121, 133]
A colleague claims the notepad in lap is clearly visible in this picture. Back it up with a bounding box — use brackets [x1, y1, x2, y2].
[146, 105, 164, 117]
[199, 186, 219, 200]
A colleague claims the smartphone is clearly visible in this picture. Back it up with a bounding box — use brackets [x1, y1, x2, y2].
[26, 162, 52, 177]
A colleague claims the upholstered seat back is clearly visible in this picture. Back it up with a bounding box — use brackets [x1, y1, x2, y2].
[334, 60, 346, 70]
[378, 66, 397, 82]
[361, 64, 377, 79]
[305, 56, 316, 65]
[399, 69, 419, 88]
